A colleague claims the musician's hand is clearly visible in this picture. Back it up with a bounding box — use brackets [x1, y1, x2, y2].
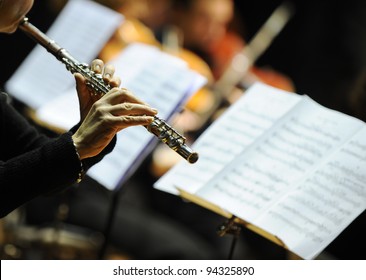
[74, 59, 121, 122]
[72, 59, 158, 159]
[72, 87, 158, 159]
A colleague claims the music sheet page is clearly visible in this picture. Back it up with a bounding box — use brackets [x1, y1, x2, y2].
[5, 0, 123, 109]
[154, 83, 303, 194]
[255, 126, 366, 259]
[195, 94, 365, 259]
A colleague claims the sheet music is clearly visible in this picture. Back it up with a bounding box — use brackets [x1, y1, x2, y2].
[155, 82, 366, 259]
[256, 126, 366, 259]
[195, 93, 365, 259]
[35, 44, 197, 131]
[5, 0, 123, 109]
[154, 83, 303, 194]
[35, 90, 79, 131]
[110, 44, 194, 116]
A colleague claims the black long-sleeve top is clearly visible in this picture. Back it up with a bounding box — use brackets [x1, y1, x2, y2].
[0, 92, 115, 218]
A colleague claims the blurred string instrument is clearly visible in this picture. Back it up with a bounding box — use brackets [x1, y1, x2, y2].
[151, 1, 295, 131]
[18, 18, 199, 164]
[192, 1, 296, 128]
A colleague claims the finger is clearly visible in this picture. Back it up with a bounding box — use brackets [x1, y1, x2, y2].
[74, 73, 94, 119]
[91, 59, 104, 74]
[75, 72, 99, 100]
[109, 76, 121, 88]
[102, 88, 143, 104]
[103, 64, 115, 83]
[110, 103, 158, 116]
[74, 73, 88, 97]
[117, 88, 148, 106]
[116, 115, 155, 128]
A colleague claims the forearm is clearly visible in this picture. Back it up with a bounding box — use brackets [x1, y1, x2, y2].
[0, 130, 116, 218]
[0, 133, 81, 218]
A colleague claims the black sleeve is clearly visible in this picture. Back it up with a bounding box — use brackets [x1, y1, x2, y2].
[0, 93, 115, 218]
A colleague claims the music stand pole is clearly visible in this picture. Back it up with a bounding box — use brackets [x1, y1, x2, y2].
[217, 216, 242, 260]
[98, 187, 121, 260]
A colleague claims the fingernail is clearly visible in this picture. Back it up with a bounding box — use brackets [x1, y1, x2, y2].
[152, 108, 158, 113]
[94, 64, 101, 72]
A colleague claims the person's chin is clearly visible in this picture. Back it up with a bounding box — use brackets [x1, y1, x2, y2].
[0, 23, 18, 34]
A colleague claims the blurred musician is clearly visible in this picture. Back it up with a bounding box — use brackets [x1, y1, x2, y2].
[170, 0, 294, 91]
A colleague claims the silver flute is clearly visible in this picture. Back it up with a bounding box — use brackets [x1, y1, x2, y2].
[19, 18, 198, 164]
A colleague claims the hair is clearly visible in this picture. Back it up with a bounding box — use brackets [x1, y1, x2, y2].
[0, 0, 3, 8]
[173, 0, 233, 11]
[93, 0, 126, 11]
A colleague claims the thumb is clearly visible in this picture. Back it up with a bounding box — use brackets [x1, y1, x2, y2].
[74, 73, 88, 103]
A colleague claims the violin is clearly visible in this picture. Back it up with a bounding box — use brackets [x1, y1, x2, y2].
[98, 18, 160, 62]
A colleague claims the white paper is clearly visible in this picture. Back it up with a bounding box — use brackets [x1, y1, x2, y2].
[256, 126, 366, 259]
[6, 0, 123, 109]
[155, 82, 366, 259]
[35, 90, 79, 130]
[197, 96, 363, 221]
[195, 95, 365, 259]
[154, 83, 303, 194]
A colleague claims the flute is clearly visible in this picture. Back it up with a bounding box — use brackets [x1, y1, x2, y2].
[19, 18, 198, 164]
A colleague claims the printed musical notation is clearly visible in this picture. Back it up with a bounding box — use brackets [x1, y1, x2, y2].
[155, 83, 366, 259]
[155, 84, 303, 194]
[6, 0, 124, 109]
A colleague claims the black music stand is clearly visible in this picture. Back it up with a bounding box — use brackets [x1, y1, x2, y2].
[98, 187, 121, 259]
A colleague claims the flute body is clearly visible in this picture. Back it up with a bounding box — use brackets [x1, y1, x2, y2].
[19, 18, 198, 164]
